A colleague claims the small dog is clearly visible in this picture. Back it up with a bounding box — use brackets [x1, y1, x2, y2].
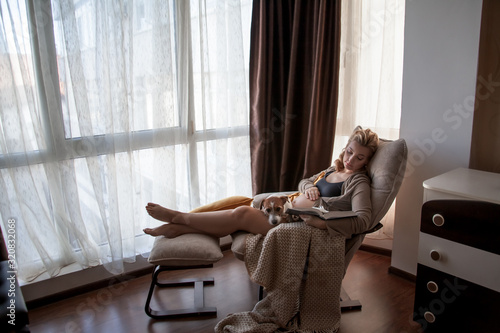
[259, 195, 293, 226]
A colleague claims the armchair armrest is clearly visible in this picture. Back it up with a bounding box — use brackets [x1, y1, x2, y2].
[251, 191, 296, 208]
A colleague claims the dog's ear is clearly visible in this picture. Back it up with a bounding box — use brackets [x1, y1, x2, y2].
[280, 196, 289, 205]
[259, 197, 266, 210]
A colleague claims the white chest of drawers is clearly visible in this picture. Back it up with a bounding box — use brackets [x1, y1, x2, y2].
[413, 168, 500, 332]
[422, 167, 500, 205]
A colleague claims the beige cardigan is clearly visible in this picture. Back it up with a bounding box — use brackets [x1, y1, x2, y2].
[297, 166, 372, 239]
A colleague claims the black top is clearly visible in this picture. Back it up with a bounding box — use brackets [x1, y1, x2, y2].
[315, 171, 344, 197]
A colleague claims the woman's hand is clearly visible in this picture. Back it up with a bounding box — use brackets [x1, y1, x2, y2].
[300, 215, 327, 230]
[304, 186, 320, 201]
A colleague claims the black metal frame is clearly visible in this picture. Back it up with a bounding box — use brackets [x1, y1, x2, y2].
[145, 265, 217, 319]
[257, 279, 361, 313]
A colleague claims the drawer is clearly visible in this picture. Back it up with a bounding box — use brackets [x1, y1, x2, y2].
[418, 232, 500, 292]
[420, 200, 500, 255]
[413, 264, 500, 332]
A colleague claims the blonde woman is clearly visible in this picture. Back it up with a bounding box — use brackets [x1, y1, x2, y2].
[144, 127, 379, 239]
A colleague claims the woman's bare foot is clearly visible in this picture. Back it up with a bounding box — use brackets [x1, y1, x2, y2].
[143, 225, 168, 237]
[143, 224, 198, 238]
[145, 202, 180, 223]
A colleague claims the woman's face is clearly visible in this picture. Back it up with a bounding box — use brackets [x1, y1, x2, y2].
[343, 141, 372, 172]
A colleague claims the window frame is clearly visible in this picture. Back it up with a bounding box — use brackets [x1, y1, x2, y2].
[0, 0, 250, 194]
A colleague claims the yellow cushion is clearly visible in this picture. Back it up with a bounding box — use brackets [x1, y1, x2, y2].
[189, 195, 254, 213]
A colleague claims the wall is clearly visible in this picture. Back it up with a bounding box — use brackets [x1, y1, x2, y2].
[391, 0, 483, 275]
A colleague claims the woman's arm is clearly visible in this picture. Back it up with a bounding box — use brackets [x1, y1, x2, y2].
[302, 215, 327, 229]
[297, 167, 333, 193]
[302, 173, 372, 237]
[303, 181, 372, 235]
[324, 175, 372, 238]
[295, 167, 334, 205]
[303, 173, 373, 235]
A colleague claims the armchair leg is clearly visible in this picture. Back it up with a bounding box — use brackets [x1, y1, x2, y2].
[259, 284, 362, 311]
[145, 265, 217, 319]
[340, 286, 362, 312]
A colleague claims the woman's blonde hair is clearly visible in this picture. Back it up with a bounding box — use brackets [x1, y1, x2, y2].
[334, 127, 379, 171]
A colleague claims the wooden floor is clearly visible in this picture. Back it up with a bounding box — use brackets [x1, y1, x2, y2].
[27, 250, 423, 333]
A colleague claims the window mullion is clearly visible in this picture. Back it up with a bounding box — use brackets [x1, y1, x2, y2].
[27, 0, 67, 162]
[176, 0, 200, 208]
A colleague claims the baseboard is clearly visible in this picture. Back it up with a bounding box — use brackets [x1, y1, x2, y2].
[359, 244, 392, 257]
[22, 255, 154, 309]
[26, 266, 154, 310]
[388, 265, 416, 282]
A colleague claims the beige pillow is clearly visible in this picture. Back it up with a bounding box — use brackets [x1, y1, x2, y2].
[148, 233, 223, 266]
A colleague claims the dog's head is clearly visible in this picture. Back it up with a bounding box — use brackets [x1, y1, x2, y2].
[260, 195, 291, 226]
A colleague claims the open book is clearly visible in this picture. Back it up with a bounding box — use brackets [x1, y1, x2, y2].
[286, 206, 357, 220]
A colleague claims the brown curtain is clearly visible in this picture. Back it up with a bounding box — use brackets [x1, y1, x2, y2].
[249, 0, 341, 195]
[469, 0, 500, 173]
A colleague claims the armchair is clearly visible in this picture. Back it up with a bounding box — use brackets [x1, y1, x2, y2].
[230, 137, 407, 311]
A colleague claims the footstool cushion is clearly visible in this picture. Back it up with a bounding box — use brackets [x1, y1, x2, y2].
[148, 234, 223, 267]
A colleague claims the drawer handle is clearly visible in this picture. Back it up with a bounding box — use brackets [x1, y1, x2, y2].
[430, 250, 441, 261]
[427, 281, 439, 293]
[432, 214, 445, 226]
[424, 311, 436, 323]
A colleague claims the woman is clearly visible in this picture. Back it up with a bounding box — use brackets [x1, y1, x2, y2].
[291, 127, 378, 237]
[144, 127, 379, 239]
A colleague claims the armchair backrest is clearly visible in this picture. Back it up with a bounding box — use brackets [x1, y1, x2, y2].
[367, 138, 408, 229]
[344, 138, 407, 270]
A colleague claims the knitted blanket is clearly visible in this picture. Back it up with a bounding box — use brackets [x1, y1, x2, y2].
[215, 222, 345, 333]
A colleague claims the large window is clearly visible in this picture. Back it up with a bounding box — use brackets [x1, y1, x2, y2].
[0, 0, 252, 281]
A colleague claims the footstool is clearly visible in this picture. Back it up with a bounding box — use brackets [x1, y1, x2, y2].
[144, 233, 223, 319]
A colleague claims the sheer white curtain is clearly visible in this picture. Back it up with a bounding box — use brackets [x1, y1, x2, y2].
[0, 0, 252, 282]
[334, 0, 405, 241]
